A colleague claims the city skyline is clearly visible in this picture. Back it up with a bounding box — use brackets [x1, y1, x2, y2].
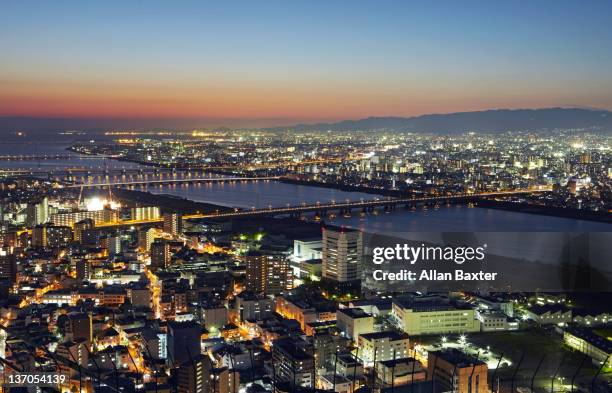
[1, 2, 611, 393]
[2, 1, 612, 127]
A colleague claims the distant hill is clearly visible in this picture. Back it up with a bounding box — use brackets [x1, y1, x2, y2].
[1, 107, 611, 135]
[271, 108, 612, 133]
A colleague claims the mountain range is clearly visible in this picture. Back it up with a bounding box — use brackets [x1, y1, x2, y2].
[272, 107, 612, 133]
[1, 107, 611, 135]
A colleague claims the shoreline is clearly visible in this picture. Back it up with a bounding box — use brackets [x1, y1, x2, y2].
[111, 188, 233, 215]
[475, 200, 612, 224]
[279, 177, 400, 197]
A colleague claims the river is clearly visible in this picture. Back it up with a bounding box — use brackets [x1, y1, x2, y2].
[1, 140, 610, 233]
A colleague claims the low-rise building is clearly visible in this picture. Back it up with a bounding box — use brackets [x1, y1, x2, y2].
[572, 310, 611, 327]
[392, 295, 479, 336]
[427, 349, 488, 393]
[272, 337, 315, 388]
[357, 331, 410, 366]
[563, 326, 612, 368]
[476, 311, 516, 332]
[276, 294, 336, 333]
[376, 357, 426, 386]
[525, 305, 572, 325]
[234, 291, 275, 322]
[318, 374, 353, 393]
[335, 351, 363, 378]
[336, 308, 374, 341]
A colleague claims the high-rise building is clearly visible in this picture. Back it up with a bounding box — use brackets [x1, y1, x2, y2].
[322, 225, 363, 291]
[80, 228, 102, 247]
[56, 339, 89, 379]
[177, 353, 238, 393]
[46, 225, 73, 247]
[107, 234, 122, 256]
[150, 241, 171, 271]
[209, 366, 239, 393]
[163, 212, 182, 236]
[31, 225, 47, 248]
[67, 313, 93, 344]
[245, 251, 291, 295]
[31, 224, 73, 248]
[73, 218, 95, 243]
[0, 249, 17, 287]
[271, 338, 315, 388]
[177, 353, 208, 393]
[142, 329, 167, 360]
[0, 231, 18, 248]
[130, 206, 161, 221]
[75, 259, 91, 282]
[26, 197, 49, 227]
[138, 227, 159, 251]
[50, 208, 118, 228]
[168, 321, 202, 366]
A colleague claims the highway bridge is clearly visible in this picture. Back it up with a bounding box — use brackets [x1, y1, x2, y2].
[0, 158, 342, 177]
[63, 176, 280, 188]
[0, 154, 117, 161]
[95, 188, 550, 227]
[1, 167, 194, 176]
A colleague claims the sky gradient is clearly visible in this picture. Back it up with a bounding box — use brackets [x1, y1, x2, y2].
[2, 1, 612, 127]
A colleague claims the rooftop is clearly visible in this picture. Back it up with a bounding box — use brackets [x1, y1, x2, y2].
[359, 330, 408, 342]
[565, 326, 612, 354]
[338, 308, 372, 319]
[272, 338, 313, 361]
[393, 296, 456, 312]
[429, 348, 486, 368]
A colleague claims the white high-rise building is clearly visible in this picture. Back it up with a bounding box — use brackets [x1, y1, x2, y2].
[322, 225, 363, 290]
[26, 197, 49, 226]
